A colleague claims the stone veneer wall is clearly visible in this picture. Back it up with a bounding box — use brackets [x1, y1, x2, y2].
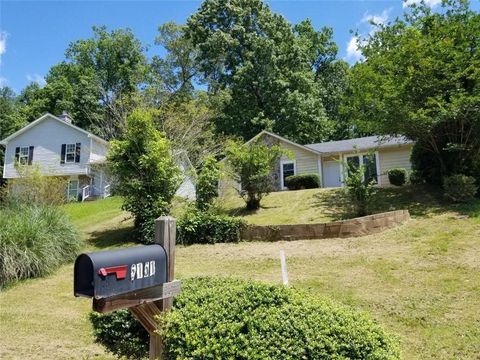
[241, 210, 410, 241]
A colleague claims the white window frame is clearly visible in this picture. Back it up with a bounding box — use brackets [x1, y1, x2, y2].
[18, 146, 30, 165]
[343, 151, 381, 186]
[65, 143, 76, 163]
[67, 178, 79, 200]
[280, 160, 296, 190]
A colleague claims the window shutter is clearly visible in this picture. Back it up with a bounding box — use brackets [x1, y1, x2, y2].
[60, 144, 66, 164]
[15, 147, 20, 162]
[28, 146, 34, 165]
[75, 143, 81, 163]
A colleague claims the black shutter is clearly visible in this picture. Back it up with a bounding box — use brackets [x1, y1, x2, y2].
[15, 147, 20, 162]
[75, 143, 81, 163]
[28, 146, 34, 165]
[60, 144, 66, 164]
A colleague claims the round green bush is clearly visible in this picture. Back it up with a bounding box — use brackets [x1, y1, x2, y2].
[0, 203, 81, 286]
[285, 174, 320, 190]
[408, 170, 424, 185]
[387, 168, 407, 186]
[443, 174, 478, 203]
[90, 277, 400, 360]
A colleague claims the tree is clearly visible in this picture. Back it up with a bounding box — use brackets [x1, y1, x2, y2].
[19, 26, 147, 140]
[186, 0, 334, 143]
[346, 0, 480, 184]
[108, 109, 181, 243]
[195, 155, 221, 211]
[225, 139, 286, 210]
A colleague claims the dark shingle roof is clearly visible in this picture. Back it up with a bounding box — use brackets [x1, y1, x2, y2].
[305, 136, 412, 154]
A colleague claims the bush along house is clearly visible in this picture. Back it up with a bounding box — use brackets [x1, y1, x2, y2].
[0, 112, 111, 201]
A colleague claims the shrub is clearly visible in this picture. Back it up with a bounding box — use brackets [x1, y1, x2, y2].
[0, 202, 81, 287]
[90, 277, 400, 360]
[108, 109, 182, 243]
[285, 173, 320, 190]
[225, 139, 288, 210]
[443, 174, 478, 203]
[343, 158, 377, 217]
[387, 168, 407, 186]
[195, 156, 220, 211]
[177, 208, 245, 245]
[409, 170, 424, 185]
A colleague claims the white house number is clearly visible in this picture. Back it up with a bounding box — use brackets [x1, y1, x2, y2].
[130, 260, 156, 281]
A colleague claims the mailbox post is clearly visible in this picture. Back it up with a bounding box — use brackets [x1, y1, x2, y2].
[74, 216, 180, 360]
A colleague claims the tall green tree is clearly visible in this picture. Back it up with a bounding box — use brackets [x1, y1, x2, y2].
[347, 0, 480, 183]
[186, 0, 334, 143]
[108, 109, 181, 243]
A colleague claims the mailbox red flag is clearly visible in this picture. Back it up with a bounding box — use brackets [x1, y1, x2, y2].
[97, 265, 128, 280]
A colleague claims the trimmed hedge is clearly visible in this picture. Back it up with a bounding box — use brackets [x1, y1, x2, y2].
[387, 168, 407, 186]
[177, 209, 245, 245]
[285, 173, 320, 190]
[0, 202, 81, 286]
[90, 277, 400, 360]
[443, 174, 478, 203]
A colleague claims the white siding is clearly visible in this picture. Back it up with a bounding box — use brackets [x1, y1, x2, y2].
[90, 138, 108, 163]
[3, 116, 91, 178]
[279, 142, 319, 175]
[379, 145, 413, 185]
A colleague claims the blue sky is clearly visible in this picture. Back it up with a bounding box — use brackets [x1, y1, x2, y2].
[0, 0, 477, 92]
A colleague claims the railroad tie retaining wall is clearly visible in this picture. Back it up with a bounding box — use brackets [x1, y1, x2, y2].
[241, 209, 410, 242]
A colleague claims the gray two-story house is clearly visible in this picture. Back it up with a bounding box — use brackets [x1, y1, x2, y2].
[1, 112, 111, 201]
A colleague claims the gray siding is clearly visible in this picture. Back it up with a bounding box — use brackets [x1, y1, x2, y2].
[3, 116, 92, 178]
[379, 145, 413, 186]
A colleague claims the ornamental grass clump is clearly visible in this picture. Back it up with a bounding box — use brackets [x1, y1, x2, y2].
[0, 202, 81, 287]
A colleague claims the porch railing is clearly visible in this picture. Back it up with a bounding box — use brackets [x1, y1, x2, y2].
[82, 185, 91, 202]
[103, 184, 111, 198]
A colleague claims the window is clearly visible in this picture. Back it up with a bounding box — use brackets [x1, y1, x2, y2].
[344, 153, 378, 185]
[67, 179, 79, 200]
[65, 143, 76, 163]
[18, 146, 30, 165]
[281, 161, 295, 189]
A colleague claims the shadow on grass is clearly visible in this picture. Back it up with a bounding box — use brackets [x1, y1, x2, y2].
[87, 225, 137, 249]
[223, 204, 280, 217]
[312, 184, 447, 220]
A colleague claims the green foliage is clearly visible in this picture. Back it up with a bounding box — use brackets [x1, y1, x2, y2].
[195, 156, 220, 211]
[285, 173, 321, 190]
[0, 201, 81, 287]
[89, 310, 149, 360]
[177, 207, 245, 245]
[346, 0, 480, 185]
[186, 0, 335, 143]
[225, 139, 286, 210]
[408, 170, 424, 185]
[387, 168, 407, 187]
[108, 109, 181, 243]
[89, 277, 400, 359]
[443, 174, 478, 203]
[343, 159, 377, 217]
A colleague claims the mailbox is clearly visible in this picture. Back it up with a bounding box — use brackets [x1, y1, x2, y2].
[74, 244, 168, 299]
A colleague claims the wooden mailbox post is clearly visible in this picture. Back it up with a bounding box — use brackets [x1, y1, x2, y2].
[75, 216, 180, 360]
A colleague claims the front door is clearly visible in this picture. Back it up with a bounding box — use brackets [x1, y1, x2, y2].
[323, 161, 341, 188]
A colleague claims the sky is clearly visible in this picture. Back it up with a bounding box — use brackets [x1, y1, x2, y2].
[0, 0, 477, 93]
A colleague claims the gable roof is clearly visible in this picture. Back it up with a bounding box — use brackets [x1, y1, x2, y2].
[245, 130, 323, 155]
[305, 135, 413, 154]
[0, 113, 108, 146]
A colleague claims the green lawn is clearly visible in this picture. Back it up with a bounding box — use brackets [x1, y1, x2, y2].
[1, 189, 479, 359]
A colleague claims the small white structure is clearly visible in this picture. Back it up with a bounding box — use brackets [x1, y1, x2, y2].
[1, 112, 111, 201]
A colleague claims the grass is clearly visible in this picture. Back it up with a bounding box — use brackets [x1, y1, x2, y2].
[219, 184, 447, 224]
[1, 189, 479, 359]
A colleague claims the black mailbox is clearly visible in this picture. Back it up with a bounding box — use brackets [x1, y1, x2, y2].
[74, 245, 168, 299]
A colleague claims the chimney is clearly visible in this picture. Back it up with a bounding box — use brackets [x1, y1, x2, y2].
[58, 111, 73, 124]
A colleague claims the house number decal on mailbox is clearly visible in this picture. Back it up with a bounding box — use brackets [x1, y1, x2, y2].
[130, 260, 156, 281]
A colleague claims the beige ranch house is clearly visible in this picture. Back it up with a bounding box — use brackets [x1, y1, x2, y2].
[245, 130, 413, 190]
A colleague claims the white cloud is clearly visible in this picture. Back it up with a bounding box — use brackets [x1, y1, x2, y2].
[361, 9, 391, 25]
[403, 0, 442, 8]
[0, 31, 7, 65]
[346, 36, 364, 63]
[26, 73, 46, 87]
